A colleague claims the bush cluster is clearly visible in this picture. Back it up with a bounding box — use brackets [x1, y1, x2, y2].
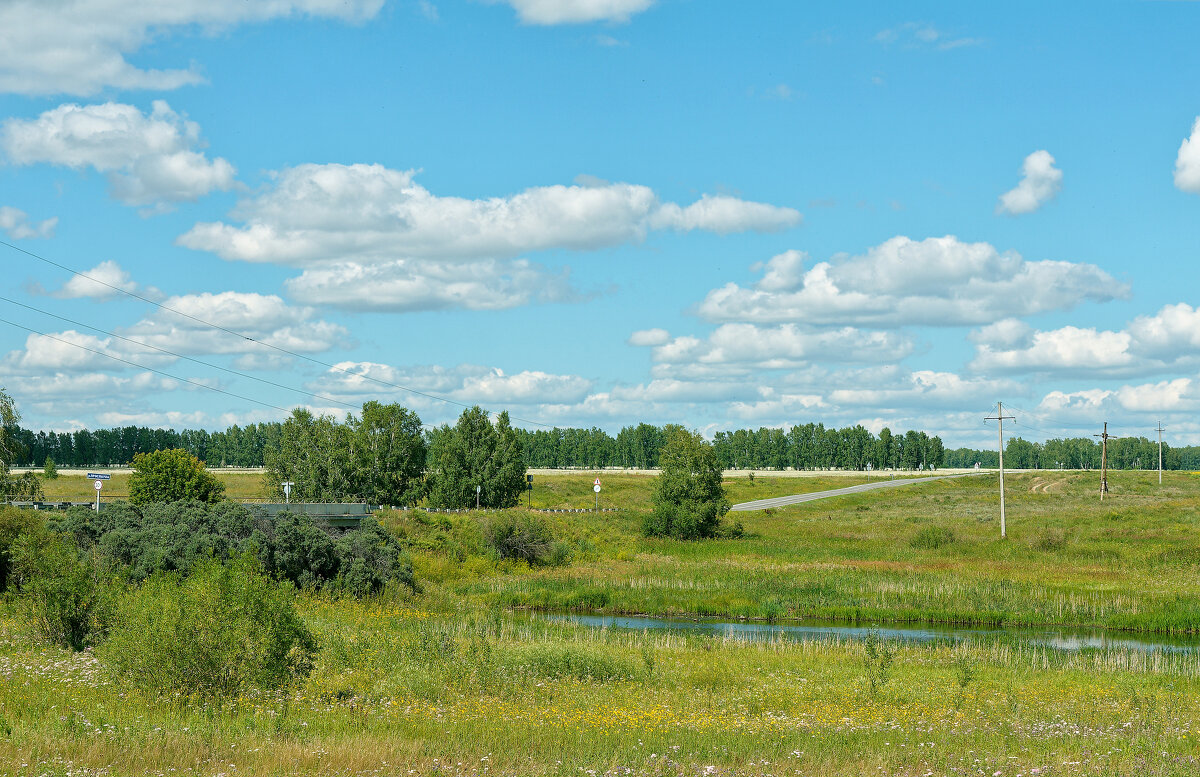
[482, 511, 570, 566]
[52, 501, 415, 595]
[11, 532, 120, 650]
[100, 555, 317, 700]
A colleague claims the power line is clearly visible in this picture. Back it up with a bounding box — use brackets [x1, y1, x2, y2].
[0, 314, 290, 413]
[2, 238, 556, 428]
[0, 295, 360, 411]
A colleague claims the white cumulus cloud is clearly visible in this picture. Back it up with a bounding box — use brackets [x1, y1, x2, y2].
[0, 206, 56, 239]
[698, 237, 1127, 327]
[970, 303, 1200, 378]
[498, 0, 656, 25]
[178, 162, 798, 311]
[997, 150, 1062, 215]
[0, 0, 384, 96]
[649, 323, 914, 370]
[309, 362, 593, 407]
[179, 163, 799, 264]
[124, 292, 348, 357]
[2, 101, 237, 209]
[53, 260, 143, 299]
[627, 328, 670, 347]
[1175, 117, 1200, 194]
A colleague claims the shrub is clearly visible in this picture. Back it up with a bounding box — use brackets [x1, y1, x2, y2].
[333, 516, 417, 596]
[910, 526, 956, 549]
[1033, 528, 1068, 551]
[0, 506, 45, 592]
[262, 512, 339, 589]
[128, 449, 225, 507]
[482, 511, 558, 565]
[42, 457, 58, 479]
[100, 555, 316, 700]
[91, 501, 258, 581]
[12, 532, 120, 651]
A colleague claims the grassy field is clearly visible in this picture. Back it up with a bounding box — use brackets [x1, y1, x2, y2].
[3, 597, 1200, 776]
[29, 469, 935, 507]
[394, 470, 1200, 634]
[4, 469, 1200, 775]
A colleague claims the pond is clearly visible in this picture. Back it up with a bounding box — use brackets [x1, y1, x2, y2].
[540, 613, 1200, 653]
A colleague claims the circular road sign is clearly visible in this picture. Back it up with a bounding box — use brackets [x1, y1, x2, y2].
[593, 484, 601, 493]
[94, 479, 103, 491]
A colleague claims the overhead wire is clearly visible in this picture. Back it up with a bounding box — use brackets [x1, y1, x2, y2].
[1, 238, 557, 428]
[0, 314, 290, 413]
[0, 294, 361, 411]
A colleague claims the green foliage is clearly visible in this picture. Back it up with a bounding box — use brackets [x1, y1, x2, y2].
[0, 471, 43, 501]
[482, 511, 566, 566]
[910, 526, 956, 549]
[0, 505, 46, 592]
[0, 391, 42, 502]
[128, 449, 225, 506]
[100, 556, 317, 700]
[11, 532, 120, 650]
[332, 516, 417, 596]
[426, 406, 525, 509]
[42, 457, 57, 479]
[62, 501, 258, 582]
[56, 500, 416, 596]
[508, 643, 640, 683]
[264, 403, 426, 505]
[261, 512, 339, 589]
[862, 629, 897, 696]
[644, 427, 729, 539]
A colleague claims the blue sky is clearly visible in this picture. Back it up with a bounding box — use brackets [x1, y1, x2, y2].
[2, 0, 1200, 447]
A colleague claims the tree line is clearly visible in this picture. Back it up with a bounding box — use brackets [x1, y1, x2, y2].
[946, 435, 1200, 470]
[9, 414, 1200, 473]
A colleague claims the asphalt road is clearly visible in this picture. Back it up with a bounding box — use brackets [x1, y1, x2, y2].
[729, 472, 981, 512]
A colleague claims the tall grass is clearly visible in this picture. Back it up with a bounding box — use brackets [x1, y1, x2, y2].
[3, 598, 1200, 775]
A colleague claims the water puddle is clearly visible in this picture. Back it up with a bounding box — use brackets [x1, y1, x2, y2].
[540, 613, 1200, 653]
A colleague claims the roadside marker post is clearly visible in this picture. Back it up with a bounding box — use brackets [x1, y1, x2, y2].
[86, 473, 110, 512]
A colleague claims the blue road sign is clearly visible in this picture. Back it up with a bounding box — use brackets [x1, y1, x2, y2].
[86, 473, 111, 480]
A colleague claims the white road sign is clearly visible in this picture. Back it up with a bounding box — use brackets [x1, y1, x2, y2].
[94, 479, 103, 491]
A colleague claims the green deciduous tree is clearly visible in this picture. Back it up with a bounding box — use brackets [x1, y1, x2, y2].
[426, 407, 526, 509]
[264, 403, 425, 505]
[128, 448, 225, 506]
[644, 427, 730, 539]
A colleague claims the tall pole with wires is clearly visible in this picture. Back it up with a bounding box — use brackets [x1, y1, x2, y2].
[985, 402, 1015, 539]
[1093, 423, 1117, 500]
[1156, 421, 1165, 486]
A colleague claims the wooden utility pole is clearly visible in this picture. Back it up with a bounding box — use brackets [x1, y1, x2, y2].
[1156, 421, 1165, 486]
[1093, 423, 1117, 500]
[985, 402, 1015, 539]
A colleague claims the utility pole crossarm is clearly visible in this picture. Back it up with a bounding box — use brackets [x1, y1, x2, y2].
[984, 402, 1016, 539]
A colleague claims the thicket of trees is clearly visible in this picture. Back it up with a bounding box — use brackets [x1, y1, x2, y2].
[264, 402, 426, 506]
